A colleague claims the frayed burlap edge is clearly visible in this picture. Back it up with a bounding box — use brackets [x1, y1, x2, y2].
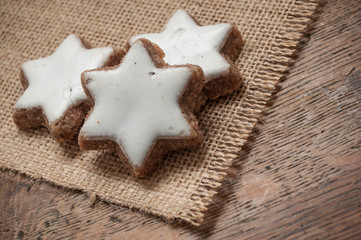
[184, 0, 324, 226]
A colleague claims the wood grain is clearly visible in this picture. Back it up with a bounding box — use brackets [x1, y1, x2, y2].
[1, 0, 361, 239]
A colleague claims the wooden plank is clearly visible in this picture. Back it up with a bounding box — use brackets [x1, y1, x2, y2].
[1, 0, 361, 239]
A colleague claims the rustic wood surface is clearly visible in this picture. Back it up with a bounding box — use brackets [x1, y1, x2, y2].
[1, 0, 360, 239]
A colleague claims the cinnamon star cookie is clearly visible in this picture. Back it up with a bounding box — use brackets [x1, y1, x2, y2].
[129, 9, 243, 109]
[79, 39, 205, 177]
[13, 34, 123, 142]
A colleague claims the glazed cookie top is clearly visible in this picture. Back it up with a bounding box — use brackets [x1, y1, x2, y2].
[14, 34, 114, 123]
[130, 9, 232, 81]
[80, 40, 194, 167]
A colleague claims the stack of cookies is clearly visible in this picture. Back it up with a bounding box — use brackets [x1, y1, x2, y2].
[13, 10, 243, 177]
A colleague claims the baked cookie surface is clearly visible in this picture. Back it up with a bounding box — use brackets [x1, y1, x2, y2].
[13, 34, 121, 142]
[79, 39, 204, 177]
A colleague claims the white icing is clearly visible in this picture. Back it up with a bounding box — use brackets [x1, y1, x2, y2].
[130, 9, 232, 81]
[80, 40, 192, 167]
[14, 34, 114, 123]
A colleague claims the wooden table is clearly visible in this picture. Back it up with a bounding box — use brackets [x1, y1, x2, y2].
[1, 0, 360, 239]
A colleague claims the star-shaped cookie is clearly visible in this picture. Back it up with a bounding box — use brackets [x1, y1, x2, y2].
[13, 34, 123, 142]
[129, 9, 243, 109]
[79, 39, 204, 177]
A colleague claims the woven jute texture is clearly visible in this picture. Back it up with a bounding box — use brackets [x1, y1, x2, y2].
[0, 0, 320, 225]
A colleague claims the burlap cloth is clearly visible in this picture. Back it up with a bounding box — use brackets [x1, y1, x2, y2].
[0, 0, 320, 225]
